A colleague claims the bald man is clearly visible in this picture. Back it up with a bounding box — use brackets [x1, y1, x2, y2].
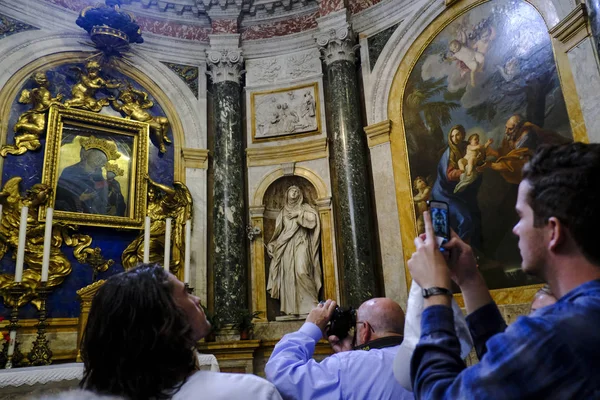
[265, 298, 413, 400]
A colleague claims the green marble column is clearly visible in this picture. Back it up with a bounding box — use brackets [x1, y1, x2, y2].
[318, 28, 378, 306]
[206, 49, 247, 324]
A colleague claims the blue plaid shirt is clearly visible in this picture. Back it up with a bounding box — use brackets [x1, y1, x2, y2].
[411, 279, 600, 399]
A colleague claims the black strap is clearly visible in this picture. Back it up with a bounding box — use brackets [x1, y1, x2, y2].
[353, 335, 404, 351]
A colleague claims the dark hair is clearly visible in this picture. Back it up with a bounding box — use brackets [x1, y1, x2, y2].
[80, 264, 196, 399]
[522, 142, 600, 265]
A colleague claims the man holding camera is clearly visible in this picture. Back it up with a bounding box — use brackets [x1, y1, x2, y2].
[265, 298, 413, 399]
[407, 143, 600, 399]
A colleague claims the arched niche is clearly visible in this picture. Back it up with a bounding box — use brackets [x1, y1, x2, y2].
[250, 166, 336, 321]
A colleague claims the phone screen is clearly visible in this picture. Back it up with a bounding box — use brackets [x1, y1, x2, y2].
[428, 201, 450, 248]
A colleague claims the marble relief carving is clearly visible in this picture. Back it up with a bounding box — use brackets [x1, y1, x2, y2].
[246, 49, 321, 85]
[252, 83, 319, 140]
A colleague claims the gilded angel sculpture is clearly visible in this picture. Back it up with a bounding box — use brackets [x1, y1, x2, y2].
[64, 61, 120, 112]
[111, 85, 171, 153]
[122, 177, 192, 272]
[0, 72, 63, 157]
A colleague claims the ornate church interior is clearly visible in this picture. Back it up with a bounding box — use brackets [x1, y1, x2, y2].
[0, 0, 598, 396]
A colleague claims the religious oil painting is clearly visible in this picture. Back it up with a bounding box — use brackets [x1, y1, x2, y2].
[41, 106, 149, 229]
[402, 0, 573, 290]
[251, 83, 321, 141]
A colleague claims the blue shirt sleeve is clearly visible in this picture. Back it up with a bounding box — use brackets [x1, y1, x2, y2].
[265, 322, 344, 400]
[411, 304, 584, 399]
[465, 302, 507, 358]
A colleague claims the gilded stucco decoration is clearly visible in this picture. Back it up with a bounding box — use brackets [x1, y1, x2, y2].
[111, 85, 172, 153]
[0, 13, 38, 40]
[0, 177, 113, 309]
[161, 62, 199, 98]
[0, 72, 64, 157]
[122, 177, 192, 274]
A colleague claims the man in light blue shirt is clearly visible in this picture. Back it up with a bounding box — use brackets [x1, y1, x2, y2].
[265, 298, 413, 400]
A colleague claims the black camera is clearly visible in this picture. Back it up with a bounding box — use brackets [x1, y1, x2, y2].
[326, 306, 356, 340]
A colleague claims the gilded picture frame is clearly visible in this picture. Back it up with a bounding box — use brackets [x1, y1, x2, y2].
[251, 82, 321, 142]
[41, 106, 149, 229]
[386, 0, 589, 305]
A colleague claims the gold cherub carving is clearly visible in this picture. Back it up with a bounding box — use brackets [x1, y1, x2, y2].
[111, 84, 171, 153]
[0, 72, 64, 157]
[64, 61, 121, 112]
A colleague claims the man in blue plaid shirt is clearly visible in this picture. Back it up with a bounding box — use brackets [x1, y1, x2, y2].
[407, 142, 600, 399]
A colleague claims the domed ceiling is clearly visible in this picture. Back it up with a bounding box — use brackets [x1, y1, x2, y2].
[41, 0, 384, 41]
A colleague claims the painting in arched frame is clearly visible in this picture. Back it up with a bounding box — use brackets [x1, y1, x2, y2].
[401, 0, 572, 290]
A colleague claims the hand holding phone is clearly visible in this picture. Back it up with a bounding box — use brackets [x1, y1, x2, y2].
[427, 200, 450, 250]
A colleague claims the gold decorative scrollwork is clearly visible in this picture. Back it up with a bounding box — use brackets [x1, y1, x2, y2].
[0, 72, 63, 157]
[0, 177, 114, 308]
[122, 177, 192, 273]
[111, 84, 171, 153]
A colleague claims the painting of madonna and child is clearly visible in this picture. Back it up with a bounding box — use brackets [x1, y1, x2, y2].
[404, 1, 573, 290]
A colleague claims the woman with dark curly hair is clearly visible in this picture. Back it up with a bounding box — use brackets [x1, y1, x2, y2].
[80, 264, 281, 399]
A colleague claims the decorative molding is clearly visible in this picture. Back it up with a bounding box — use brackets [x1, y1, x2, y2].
[364, 120, 392, 148]
[246, 138, 328, 166]
[444, 0, 460, 6]
[183, 148, 210, 169]
[161, 62, 199, 97]
[549, 3, 590, 52]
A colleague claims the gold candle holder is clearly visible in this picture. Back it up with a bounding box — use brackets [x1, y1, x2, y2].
[3, 284, 26, 369]
[27, 282, 52, 366]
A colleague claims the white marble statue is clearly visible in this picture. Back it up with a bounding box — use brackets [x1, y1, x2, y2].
[267, 186, 322, 316]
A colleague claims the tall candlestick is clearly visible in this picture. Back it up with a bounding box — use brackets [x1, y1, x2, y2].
[143, 216, 151, 264]
[41, 207, 53, 282]
[6, 330, 16, 359]
[184, 219, 191, 284]
[14, 206, 28, 283]
[163, 217, 172, 272]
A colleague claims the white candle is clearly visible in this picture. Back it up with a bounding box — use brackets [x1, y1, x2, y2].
[184, 219, 191, 284]
[163, 217, 172, 272]
[14, 206, 28, 283]
[143, 216, 151, 264]
[41, 207, 53, 282]
[0, 204, 4, 226]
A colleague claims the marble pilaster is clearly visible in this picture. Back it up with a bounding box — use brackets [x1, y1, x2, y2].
[317, 16, 378, 306]
[206, 42, 247, 324]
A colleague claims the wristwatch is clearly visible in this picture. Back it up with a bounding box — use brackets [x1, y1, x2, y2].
[422, 286, 452, 298]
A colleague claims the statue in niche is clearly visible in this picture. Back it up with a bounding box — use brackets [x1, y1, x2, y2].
[111, 84, 171, 153]
[122, 176, 192, 272]
[64, 61, 121, 112]
[0, 72, 64, 157]
[267, 185, 322, 316]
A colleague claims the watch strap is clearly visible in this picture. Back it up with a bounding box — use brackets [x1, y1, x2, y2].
[422, 286, 452, 298]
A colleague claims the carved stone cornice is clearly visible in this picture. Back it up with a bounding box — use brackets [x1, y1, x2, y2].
[182, 148, 209, 169]
[246, 137, 328, 166]
[206, 45, 245, 83]
[364, 120, 391, 148]
[316, 9, 359, 65]
[549, 3, 590, 52]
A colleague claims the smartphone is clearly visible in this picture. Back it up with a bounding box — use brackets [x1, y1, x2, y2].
[427, 200, 450, 250]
